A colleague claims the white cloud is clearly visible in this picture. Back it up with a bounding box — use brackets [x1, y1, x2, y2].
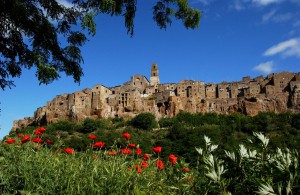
[262, 11, 292, 23]
[57, 0, 73, 8]
[263, 38, 300, 58]
[262, 10, 276, 22]
[252, 0, 284, 6]
[294, 20, 300, 27]
[272, 13, 292, 22]
[253, 61, 275, 74]
[231, 0, 245, 10]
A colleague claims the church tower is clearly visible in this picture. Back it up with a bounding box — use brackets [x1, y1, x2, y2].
[150, 63, 160, 86]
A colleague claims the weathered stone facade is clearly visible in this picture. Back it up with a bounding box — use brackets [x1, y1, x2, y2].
[11, 64, 300, 131]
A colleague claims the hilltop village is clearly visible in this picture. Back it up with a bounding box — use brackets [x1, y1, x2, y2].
[12, 63, 300, 130]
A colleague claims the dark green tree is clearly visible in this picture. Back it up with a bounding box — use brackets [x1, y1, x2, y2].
[131, 112, 158, 130]
[0, 0, 201, 90]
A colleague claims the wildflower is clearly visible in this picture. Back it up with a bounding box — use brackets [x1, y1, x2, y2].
[32, 137, 43, 144]
[6, 138, 15, 144]
[93, 142, 105, 148]
[46, 140, 53, 145]
[122, 132, 130, 140]
[136, 148, 142, 155]
[17, 133, 23, 137]
[156, 160, 164, 170]
[153, 146, 162, 154]
[34, 129, 42, 136]
[93, 155, 98, 160]
[108, 151, 116, 156]
[88, 134, 96, 140]
[136, 165, 142, 174]
[38, 126, 46, 133]
[182, 167, 191, 172]
[128, 143, 136, 148]
[64, 148, 75, 154]
[168, 154, 178, 166]
[141, 161, 148, 168]
[119, 148, 132, 155]
[21, 135, 30, 143]
[142, 154, 150, 161]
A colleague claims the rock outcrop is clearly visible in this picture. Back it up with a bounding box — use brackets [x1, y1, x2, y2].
[11, 64, 300, 131]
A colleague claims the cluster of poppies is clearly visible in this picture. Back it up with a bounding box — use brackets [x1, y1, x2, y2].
[5, 127, 53, 145]
[86, 132, 191, 174]
[5, 130, 191, 174]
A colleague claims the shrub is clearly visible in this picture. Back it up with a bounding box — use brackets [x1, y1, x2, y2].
[79, 118, 111, 133]
[159, 117, 175, 128]
[130, 113, 158, 131]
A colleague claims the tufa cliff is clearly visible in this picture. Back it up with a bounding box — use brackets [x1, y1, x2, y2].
[12, 63, 300, 131]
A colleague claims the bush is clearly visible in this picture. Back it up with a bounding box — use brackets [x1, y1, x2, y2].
[79, 118, 111, 133]
[130, 113, 158, 131]
[158, 117, 175, 128]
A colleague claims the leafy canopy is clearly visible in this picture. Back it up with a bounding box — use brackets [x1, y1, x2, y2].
[0, 0, 201, 90]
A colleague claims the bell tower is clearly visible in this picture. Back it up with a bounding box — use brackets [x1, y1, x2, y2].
[150, 63, 160, 86]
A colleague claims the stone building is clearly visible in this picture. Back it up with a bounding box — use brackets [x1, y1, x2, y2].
[217, 82, 228, 99]
[11, 63, 300, 131]
[150, 63, 160, 86]
[244, 81, 260, 97]
[271, 72, 295, 92]
[205, 83, 217, 99]
[177, 80, 205, 99]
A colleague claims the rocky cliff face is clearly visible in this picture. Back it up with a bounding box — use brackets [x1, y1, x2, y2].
[11, 71, 300, 131]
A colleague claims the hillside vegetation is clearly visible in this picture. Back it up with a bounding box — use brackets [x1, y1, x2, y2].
[1, 112, 300, 194]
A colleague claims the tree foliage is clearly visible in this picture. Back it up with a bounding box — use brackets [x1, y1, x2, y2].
[130, 112, 158, 130]
[0, 0, 201, 90]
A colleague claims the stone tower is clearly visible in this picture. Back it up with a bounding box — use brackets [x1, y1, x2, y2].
[150, 63, 160, 86]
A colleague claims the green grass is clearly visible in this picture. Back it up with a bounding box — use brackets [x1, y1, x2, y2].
[1, 129, 299, 194]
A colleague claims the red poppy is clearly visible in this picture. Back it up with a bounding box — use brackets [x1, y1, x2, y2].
[93, 142, 105, 148]
[122, 132, 130, 140]
[17, 133, 23, 137]
[21, 135, 30, 143]
[182, 167, 191, 172]
[88, 134, 96, 140]
[141, 161, 148, 168]
[142, 154, 150, 161]
[136, 165, 142, 174]
[34, 129, 42, 136]
[38, 126, 46, 133]
[6, 138, 15, 144]
[168, 154, 178, 166]
[64, 148, 75, 154]
[46, 140, 53, 145]
[108, 151, 116, 156]
[93, 155, 98, 160]
[128, 143, 136, 148]
[153, 146, 162, 154]
[32, 137, 43, 144]
[119, 148, 132, 155]
[156, 160, 164, 170]
[136, 148, 142, 155]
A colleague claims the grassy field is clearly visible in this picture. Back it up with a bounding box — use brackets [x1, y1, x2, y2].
[1, 127, 299, 194]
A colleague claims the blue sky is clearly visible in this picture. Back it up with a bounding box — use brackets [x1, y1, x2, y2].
[1, 0, 299, 139]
